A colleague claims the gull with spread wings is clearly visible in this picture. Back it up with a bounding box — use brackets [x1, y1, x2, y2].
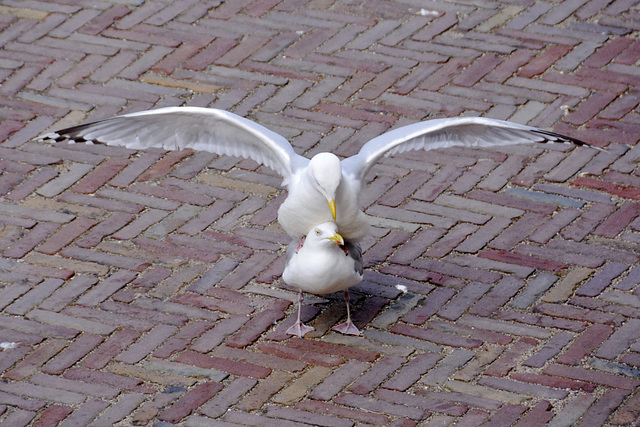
[42, 106, 596, 336]
[42, 106, 594, 243]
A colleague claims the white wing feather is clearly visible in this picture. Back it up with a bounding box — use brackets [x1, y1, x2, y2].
[341, 117, 591, 186]
[41, 107, 308, 186]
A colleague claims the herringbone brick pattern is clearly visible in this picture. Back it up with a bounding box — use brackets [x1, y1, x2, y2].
[1, 0, 639, 425]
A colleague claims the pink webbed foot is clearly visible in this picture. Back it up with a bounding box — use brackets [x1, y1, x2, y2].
[287, 321, 315, 337]
[332, 290, 360, 335]
[332, 320, 360, 336]
[287, 290, 314, 337]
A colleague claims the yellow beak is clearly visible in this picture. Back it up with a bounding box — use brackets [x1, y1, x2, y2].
[328, 233, 344, 246]
[328, 198, 336, 221]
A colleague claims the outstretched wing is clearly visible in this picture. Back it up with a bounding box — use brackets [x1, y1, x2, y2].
[40, 106, 308, 186]
[340, 116, 595, 186]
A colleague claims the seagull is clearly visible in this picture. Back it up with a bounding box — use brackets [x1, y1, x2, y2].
[282, 222, 363, 337]
[40, 106, 595, 242]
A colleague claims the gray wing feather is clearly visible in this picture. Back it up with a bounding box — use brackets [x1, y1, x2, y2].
[340, 117, 594, 187]
[345, 241, 363, 276]
[285, 239, 299, 265]
[40, 107, 308, 186]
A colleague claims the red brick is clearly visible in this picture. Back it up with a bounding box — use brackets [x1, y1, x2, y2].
[349, 295, 388, 330]
[212, 345, 306, 372]
[0, 172, 25, 197]
[75, 212, 134, 248]
[541, 69, 628, 94]
[529, 207, 582, 244]
[257, 342, 344, 367]
[576, 262, 628, 297]
[561, 202, 618, 241]
[543, 364, 640, 390]
[469, 189, 555, 215]
[100, 300, 187, 327]
[597, 319, 640, 360]
[484, 337, 538, 377]
[137, 150, 194, 181]
[614, 39, 640, 64]
[157, 382, 223, 423]
[82, 329, 141, 369]
[557, 323, 614, 365]
[565, 91, 619, 125]
[610, 390, 640, 425]
[454, 52, 503, 87]
[153, 325, 214, 359]
[486, 49, 536, 83]
[511, 372, 596, 393]
[4, 278, 65, 316]
[2, 338, 66, 379]
[63, 367, 154, 394]
[498, 311, 586, 333]
[115, 323, 178, 364]
[450, 409, 490, 426]
[107, 151, 163, 187]
[483, 404, 527, 426]
[175, 351, 271, 379]
[431, 319, 511, 346]
[514, 401, 555, 426]
[130, 182, 214, 206]
[517, 45, 573, 78]
[391, 324, 482, 349]
[307, 360, 369, 401]
[265, 405, 354, 427]
[219, 252, 279, 289]
[390, 227, 447, 265]
[579, 388, 630, 427]
[32, 404, 73, 427]
[225, 305, 288, 348]
[333, 393, 426, 420]
[577, 66, 640, 88]
[181, 38, 237, 70]
[36, 217, 98, 255]
[469, 277, 525, 316]
[411, 258, 503, 284]
[413, 12, 458, 41]
[347, 356, 404, 395]
[438, 282, 491, 321]
[383, 353, 442, 391]
[479, 249, 566, 271]
[414, 165, 465, 202]
[4, 222, 61, 259]
[171, 293, 254, 316]
[41, 334, 104, 375]
[71, 157, 130, 194]
[534, 302, 623, 325]
[402, 287, 456, 325]
[377, 388, 466, 416]
[594, 202, 640, 238]
[57, 192, 144, 215]
[78, 4, 131, 35]
[296, 400, 390, 425]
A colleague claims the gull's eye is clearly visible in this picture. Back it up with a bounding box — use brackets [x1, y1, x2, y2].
[315, 229, 322, 236]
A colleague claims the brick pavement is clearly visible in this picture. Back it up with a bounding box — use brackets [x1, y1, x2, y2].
[1, 0, 639, 425]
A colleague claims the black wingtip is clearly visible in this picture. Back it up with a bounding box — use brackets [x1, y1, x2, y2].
[38, 121, 107, 145]
[532, 129, 606, 152]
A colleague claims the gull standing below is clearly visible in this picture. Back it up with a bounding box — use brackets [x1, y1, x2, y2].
[283, 222, 364, 337]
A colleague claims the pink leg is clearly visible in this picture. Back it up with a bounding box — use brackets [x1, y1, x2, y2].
[332, 291, 360, 335]
[286, 290, 315, 337]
